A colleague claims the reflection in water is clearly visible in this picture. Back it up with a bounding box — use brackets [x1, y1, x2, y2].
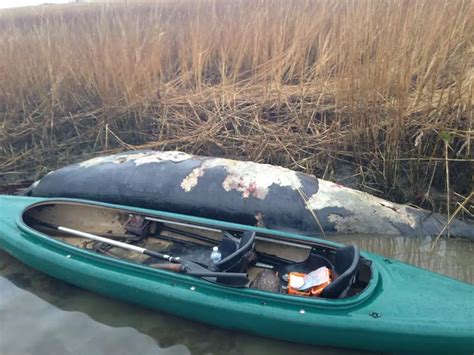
[330, 235, 473, 284]
[1, 235, 472, 354]
[0, 251, 363, 355]
[0, 277, 186, 355]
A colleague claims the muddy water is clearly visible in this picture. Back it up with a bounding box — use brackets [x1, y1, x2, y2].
[0, 235, 472, 355]
[330, 234, 473, 284]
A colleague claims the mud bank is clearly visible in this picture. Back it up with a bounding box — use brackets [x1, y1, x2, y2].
[26, 150, 474, 239]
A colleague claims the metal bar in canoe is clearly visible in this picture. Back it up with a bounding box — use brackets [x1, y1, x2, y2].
[144, 216, 312, 250]
[50, 226, 247, 281]
[144, 216, 221, 233]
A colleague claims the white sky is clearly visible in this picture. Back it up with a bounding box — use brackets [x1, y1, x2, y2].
[0, 1, 71, 9]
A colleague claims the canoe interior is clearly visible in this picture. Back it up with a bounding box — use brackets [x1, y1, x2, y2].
[23, 201, 372, 299]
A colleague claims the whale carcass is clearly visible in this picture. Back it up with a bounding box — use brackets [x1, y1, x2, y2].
[26, 150, 474, 239]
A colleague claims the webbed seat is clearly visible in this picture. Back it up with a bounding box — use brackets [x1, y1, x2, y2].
[214, 231, 256, 273]
[277, 250, 334, 277]
[320, 245, 360, 299]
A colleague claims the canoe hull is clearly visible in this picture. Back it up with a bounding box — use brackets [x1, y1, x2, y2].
[0, 196, 473, 353]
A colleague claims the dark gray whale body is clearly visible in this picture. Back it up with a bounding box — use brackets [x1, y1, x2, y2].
[28, 150, 474, 239]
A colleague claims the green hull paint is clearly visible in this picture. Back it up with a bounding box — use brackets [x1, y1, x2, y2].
[0, 195, 472, 353]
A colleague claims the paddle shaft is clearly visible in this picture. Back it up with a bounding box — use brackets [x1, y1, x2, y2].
[55, 226, 248, 280]
[58, 226, 180, 262]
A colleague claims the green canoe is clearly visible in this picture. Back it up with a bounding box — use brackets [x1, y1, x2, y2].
[0, 195, 472, 353]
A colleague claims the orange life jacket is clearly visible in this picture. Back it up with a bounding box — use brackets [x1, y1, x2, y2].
[287, 268, 332, 296]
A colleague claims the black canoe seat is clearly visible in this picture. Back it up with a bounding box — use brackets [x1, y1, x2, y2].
[277, 251, 334, 278]
[214, 231, 256, 273]
[320, 245, 360, 299]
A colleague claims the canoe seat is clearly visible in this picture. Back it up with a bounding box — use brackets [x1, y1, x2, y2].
[320, 245, 360, 299]
[277, 252, 334, 277]
[214, 231, 256, 273]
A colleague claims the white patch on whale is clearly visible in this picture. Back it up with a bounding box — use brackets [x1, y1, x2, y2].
[306, 179, 418, 234]
[181, 167, 205, 192]
[79, 151, 192, 168]
[180, 158, 302, 199]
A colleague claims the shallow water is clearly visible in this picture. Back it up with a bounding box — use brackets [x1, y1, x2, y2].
[330, 234, 473, 284]
[0, 235, 472, 355]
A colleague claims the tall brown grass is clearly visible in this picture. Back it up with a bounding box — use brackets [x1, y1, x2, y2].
[0, 0, 472, 215]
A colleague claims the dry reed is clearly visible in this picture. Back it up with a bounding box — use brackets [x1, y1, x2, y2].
[0, 0, 472, 216]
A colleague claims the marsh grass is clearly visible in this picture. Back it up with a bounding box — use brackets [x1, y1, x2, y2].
[0, 0, 472, 215]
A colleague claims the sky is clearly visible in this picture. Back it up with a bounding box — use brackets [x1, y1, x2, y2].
[0, 1, 71, 9]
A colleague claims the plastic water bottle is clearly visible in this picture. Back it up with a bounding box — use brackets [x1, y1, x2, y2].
[210, 246, 222, 264]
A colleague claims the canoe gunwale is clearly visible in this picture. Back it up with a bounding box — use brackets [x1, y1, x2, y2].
[17, 198, 380, 309]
